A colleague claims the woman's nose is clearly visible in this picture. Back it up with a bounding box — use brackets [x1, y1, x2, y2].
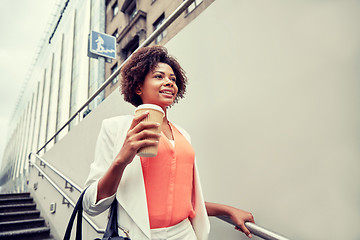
[164, 77, 173, 86]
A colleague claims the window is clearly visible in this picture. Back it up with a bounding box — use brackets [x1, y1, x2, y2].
[112, 29, 118, 39]
[128, 4, 137, 22]
[153, 13, 166, 44]
[111, 63, 119, 84]
[122, 35, 139, 60]
[121, 0, 137, 22]
[112, 1, 119, 18]
[186, 0, 203, 14]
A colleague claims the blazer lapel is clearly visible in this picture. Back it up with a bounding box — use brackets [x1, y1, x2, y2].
[117, 156, 151, 238]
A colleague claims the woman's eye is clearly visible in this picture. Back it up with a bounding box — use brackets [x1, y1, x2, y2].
[155, 75, 163, 79]
[171, 78, 176, 82]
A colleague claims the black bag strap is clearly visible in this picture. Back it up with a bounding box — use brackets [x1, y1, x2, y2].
[63, 189, 86, 240]
[64, 189, 129, 240]
[103, 200, 119, 238]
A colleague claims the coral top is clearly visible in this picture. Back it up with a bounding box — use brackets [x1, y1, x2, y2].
[140, 123, 196, 229]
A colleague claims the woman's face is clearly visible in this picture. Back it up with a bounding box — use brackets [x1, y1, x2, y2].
[137, 62, 178, 110]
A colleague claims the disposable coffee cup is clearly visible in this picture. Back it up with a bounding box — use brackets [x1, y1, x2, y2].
[134, 104, 165, 157]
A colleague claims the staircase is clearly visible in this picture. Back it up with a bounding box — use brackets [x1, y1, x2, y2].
[0, 192, 54, 240]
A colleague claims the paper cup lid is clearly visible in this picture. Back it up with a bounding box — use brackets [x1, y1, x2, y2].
[135, 104, 165, 115]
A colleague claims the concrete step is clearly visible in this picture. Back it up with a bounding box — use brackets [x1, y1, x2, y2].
[0, 193, 30, 200]
[0, 218, 46, 231]
[0, 210, 40, 222]
[0, 226, 50, 240]
[0, 203, 36, 213]
[0, 197, 33, 206]
[0, 193, 54, 239]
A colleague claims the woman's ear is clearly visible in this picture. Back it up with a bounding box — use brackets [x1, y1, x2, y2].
[135, 86, 142, 95]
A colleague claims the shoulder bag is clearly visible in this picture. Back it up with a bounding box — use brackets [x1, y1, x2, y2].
[63, 189, 130, 240]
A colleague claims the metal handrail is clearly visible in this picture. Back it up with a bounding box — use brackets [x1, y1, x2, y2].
[29, 152, 82, 193]
[36, 0, 197, 154]
[28, 158, 104, 233]
[217, 215, 291, 240]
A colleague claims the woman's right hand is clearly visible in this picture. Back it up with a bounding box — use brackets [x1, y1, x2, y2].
[114, 111, 161, 166]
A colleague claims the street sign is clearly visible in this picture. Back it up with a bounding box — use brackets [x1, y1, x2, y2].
[89, 30, 116, 59]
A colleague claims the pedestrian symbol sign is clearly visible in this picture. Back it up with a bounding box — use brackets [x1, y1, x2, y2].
[89, 30, 116, 59]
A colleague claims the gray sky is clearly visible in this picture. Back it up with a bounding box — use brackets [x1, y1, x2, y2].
[0, 1, 56, 165]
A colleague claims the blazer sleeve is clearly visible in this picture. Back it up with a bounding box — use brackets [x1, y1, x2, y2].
[82, 118, 118, 216]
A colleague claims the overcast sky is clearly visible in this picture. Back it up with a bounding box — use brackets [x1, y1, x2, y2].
[0, 1, 56, 165]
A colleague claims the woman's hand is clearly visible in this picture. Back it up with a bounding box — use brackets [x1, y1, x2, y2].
[115, 111, 161, 166]
[96, 112, 161, 202]
[205, 201, 255, 238]
[228, 207, 255, 238]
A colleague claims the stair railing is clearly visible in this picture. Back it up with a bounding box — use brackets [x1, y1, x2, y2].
[28, 152, 105, 233]
[29, 153, 82, 193]
[29, 152, 291, 240]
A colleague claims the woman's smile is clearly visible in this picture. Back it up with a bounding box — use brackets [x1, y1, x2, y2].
[159, 89, 175, 97]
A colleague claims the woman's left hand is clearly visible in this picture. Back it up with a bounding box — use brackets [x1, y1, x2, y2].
[228, 207, 255, 238]
[205, 201, 255, 238]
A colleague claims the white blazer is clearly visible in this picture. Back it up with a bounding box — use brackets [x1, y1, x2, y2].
[83, 115, 210, 240]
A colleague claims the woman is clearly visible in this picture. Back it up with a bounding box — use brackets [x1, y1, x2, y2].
[83, 46, 254, 240]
